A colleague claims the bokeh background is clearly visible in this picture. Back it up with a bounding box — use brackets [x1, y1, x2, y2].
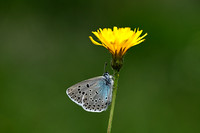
[0, 0, 200, 133]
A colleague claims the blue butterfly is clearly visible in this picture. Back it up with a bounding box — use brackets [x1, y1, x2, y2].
[66, 72, 114, 112]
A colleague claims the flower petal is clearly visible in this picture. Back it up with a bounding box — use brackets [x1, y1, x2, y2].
[89, 27, 147, 57]
[89, 36, 102, 46]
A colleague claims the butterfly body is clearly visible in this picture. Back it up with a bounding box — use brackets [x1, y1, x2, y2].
[66, 72, 114, 112]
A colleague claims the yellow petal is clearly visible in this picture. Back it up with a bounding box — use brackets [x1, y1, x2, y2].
[89, 27, 147, 57]
[89, 36, 102, 46]
[134, 39, 145, 45]
[136, 33, 148, 42]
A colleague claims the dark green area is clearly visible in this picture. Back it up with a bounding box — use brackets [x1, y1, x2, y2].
[0, 0, 200, 133]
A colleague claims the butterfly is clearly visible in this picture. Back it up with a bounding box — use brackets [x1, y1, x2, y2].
[66, 72, 114, 112]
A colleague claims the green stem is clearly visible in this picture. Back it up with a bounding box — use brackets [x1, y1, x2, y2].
[107, 70, 119, 133]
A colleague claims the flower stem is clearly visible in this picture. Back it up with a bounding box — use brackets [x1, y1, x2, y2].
[107, 70, 119, 133]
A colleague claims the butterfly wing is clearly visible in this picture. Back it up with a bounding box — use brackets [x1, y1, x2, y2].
[66, 75, 113, 113]
[66, 76, 103, 106]
[81, 76, 113, 112]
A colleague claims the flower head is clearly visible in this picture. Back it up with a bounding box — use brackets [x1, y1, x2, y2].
[89, 27, 147, 57]
[89, 27, 147, 71]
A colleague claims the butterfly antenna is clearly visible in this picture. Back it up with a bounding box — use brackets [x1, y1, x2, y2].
[104, 62, 107, 73]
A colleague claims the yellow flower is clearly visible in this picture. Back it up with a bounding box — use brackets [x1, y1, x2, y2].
[89, 26, 147, 57]
[89, 26, 147, 71]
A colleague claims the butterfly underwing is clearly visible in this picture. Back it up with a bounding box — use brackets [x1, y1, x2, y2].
[66, 72, 114, 112]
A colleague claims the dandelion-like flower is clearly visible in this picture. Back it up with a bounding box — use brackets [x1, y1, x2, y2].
[88, 26, 148, 133]
[89, 26, 147, 71]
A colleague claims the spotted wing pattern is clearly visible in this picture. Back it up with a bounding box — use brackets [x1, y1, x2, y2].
[66, 76, 113, 112]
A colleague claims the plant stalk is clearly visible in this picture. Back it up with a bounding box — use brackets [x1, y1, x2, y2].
[107, 70, 119, 133]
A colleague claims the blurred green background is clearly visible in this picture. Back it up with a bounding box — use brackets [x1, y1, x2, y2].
[0, 0, 200, 133]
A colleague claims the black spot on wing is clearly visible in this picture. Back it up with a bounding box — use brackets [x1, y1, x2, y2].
[86, 84, 90, 88]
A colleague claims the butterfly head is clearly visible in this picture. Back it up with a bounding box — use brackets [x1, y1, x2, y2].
[103, 72, 113, 85]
